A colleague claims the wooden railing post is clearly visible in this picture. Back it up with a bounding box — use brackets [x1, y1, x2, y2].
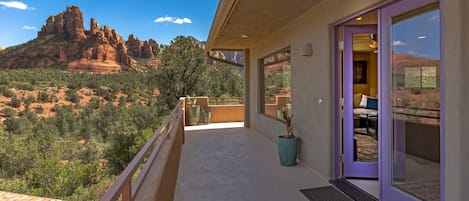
[122, 182, 131, 201]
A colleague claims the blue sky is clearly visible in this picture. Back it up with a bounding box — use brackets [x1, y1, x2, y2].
[0, 0, 219, 48]
[392, 9, 440, 59]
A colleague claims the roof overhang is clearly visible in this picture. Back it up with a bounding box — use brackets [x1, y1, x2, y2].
[206, 0, 323, 51]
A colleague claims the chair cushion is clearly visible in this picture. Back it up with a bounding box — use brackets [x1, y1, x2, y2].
[366, 97, 378, 110]
[359, 95, 368, 108]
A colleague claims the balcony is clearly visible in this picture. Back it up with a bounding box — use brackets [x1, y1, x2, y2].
[101, 99, 329, 201]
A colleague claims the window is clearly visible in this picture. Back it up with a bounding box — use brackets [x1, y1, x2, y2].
[260, 48, 291, 120]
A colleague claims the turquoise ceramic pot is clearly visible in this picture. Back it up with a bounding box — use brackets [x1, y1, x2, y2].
[277, 136, 298, 166]
[188, 105, 200, 125]
[204, 111, 212, 124]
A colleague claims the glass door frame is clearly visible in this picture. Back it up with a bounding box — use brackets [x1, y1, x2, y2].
[332, 0, 399, 183]
[379, 0, 444, 200]
[343, 25, 379, 178]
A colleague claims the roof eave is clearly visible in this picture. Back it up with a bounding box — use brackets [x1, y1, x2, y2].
[206, 0, 239, 52]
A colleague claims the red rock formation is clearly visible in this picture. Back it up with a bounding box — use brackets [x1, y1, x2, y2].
[141, 41, 153, 59]
[127, 34, 143, 57]
[64, 6, 86, 40]
[67, 59, 123, 73]
[90, 18, 99, 35]
[38, 6, 86, 40]
[0, 6, 158, 72]
[0, 45, 5, 51]
[57, 47, 67, 61]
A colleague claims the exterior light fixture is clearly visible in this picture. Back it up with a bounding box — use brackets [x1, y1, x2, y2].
[417, 36, 427, 39]
[241, 34, 249, 39]
[356, 17, 363, 21]
[301, 43, 313, 56]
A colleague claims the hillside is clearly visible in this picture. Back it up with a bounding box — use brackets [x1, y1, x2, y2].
[0, 6, 160, 73]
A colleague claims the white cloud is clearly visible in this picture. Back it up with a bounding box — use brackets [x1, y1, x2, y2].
[393, 40, 407, 46]
[428, 14, 439, 22]
[0, 1, 31, 10]
[22, 25, 37, 30]
[154, 16, 192, 24]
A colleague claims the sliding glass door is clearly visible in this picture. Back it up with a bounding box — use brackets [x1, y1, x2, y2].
[380, 0, 441, 200]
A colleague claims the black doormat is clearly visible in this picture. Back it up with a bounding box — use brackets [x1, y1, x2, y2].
[331, 179, 378, 201]
[300, 186, 353, 201]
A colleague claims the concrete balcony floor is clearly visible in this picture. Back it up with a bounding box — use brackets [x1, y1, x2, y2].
[175, 123, 329, 201]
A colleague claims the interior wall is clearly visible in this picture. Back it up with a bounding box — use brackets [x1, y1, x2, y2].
[353, 52, 378, 97]
[443, 0, 467, 200]
[248, 0, 385, 179]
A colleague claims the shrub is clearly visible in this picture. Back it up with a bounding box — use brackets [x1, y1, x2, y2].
[65, 89, 82, 104]
[88, 97, 101, 109]
[0, 86, 15, 98]
[37, 91, 50, 103]
[16, 83, 34, 91]
[8, 96, 21, 108]
[1, 108, 16, 118]
[34, 106, 44, 114]
[24, 95, 35, 105]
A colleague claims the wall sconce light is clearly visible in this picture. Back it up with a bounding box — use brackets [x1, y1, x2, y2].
[301, 43, 313, 56]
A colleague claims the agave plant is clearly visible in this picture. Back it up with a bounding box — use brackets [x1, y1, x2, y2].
[186, 95, 197, 107]
[283, 110, 294, 139]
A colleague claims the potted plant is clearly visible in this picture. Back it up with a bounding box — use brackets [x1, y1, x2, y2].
[277, 110, 298, 166]
[186, 95, 200, 126]
[204, 109, 212, 124]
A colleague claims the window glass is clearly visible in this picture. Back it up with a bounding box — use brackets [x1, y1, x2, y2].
[391, 5, 441, 201]
[261, 48, 291, 120]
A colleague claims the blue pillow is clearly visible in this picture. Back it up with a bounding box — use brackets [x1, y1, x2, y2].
[366, 98, 378, 110]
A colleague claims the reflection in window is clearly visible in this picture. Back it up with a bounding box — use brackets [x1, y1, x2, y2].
[261, 48, 291, 120]
[404, 66, 437, 88]
[391, 3, 441, 201]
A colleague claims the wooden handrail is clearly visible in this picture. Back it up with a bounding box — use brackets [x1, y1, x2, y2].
[101, 100, 185, 201]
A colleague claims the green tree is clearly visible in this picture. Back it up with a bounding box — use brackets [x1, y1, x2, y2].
[207, 63, 243, 97]
[26, 158, 97, 198]
[105, 109, 142, 174]
[156, 36, 209, 108]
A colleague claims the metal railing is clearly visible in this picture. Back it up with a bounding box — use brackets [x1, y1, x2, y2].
[101, 100, 185, 201]
[392, 105, 440, 119]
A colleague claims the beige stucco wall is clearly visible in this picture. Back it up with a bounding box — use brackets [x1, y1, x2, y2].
[443, 0, 468, 200]
[247, 0, 384, 179]
[241, 0, 467, 199]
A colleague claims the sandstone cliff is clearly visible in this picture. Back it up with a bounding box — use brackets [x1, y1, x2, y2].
[0, 6, 160, 73]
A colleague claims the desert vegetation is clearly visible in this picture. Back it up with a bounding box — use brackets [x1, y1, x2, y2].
[0, 36, 243, 200]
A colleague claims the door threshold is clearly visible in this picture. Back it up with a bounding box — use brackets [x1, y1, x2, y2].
[331, 178, 378, 201]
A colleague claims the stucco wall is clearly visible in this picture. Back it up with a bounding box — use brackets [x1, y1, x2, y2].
[443, 0, 468, 200]
[247, 0, 384, 179]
